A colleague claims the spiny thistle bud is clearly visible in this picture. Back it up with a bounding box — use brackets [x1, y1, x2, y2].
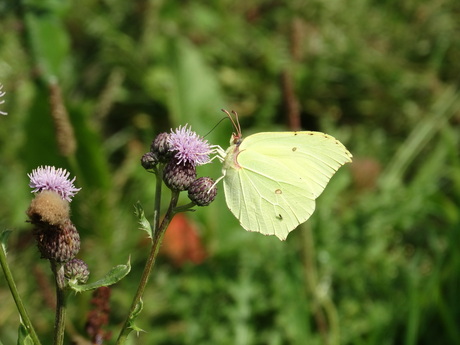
[33, 219, 80, 263]
[188, 177, 217, 206]
[163, 159, 196, 191]
[27, 190, 70, 226]
[151, 132, 171, 162]
[141, 152, 158, 170]
[65, 258, 90, 284]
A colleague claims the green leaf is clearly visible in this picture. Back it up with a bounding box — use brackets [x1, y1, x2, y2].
[128, 299, 145, 335]
[129, 322, 145, 336]
[17, 322, 34, 345]
[0, 230, 12, 253]
[134, 202, 153, 239]
[131, 299, 144, 320]
[23, 0, 70, 82]
[68, 259, 131, 292]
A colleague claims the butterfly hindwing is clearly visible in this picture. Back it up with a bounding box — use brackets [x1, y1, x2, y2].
[223, 131, 352, 240]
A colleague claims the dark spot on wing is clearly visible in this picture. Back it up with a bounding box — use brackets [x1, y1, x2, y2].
[292, 147, 297, 152]
[275, 189, 282, 194]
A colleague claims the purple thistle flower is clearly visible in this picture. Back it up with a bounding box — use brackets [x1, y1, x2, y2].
[28, 166, 81, 202]
[0, 84, 7, 116]
[168, 125, 213, 166]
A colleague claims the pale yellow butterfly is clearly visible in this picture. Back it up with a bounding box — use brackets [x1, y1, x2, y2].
[217, 110, 352, 240]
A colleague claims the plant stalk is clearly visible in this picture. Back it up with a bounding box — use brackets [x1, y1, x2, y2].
[0, 240, 42, 345]
[116, 188, 180, 344]
[51, 261, 67, 345]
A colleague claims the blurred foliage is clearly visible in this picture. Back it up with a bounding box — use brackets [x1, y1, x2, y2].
[1, 0, 460, 344]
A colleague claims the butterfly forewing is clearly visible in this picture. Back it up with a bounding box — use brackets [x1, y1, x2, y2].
[223, 131, 352, 240]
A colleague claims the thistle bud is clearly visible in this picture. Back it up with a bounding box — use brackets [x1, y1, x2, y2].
[188, 177, 217, 206]
[151, 132, 172, 162]
[65, 258, 90, 284]
[141, 152, 158, 170]
[163, 160, 196, 191]
[33, 219, 80, 263]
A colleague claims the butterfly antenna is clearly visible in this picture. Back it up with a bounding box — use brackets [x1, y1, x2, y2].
[232, 110, 242, 137]
[202, 116, 228, 138]
[221, 109, 241, 137]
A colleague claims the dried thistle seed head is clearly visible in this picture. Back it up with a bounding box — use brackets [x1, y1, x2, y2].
[188, 177, 217, 206]
[141, 152, 159, 170]
[151, 132, 172, 162]
[163, 160, 196, 191]
[65, 258, 90, 284]
[33, 219, 80, 263]
[27, 190, 70, 226]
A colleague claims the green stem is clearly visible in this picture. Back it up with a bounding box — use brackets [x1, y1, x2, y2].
[50, 261, 67, 345]
[116, 190, 180, 344]
[153, 166, 163, 232]
[322, 295, 340, 345]
[173, 202, 196, 213]
[0, 240, 42, 345]
[301, 225, 340, 345]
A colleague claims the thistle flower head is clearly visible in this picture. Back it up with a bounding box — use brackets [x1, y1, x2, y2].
[168, 125, 213, 167]
[0, 84, 7, 116]
[28, 166, 81, 202]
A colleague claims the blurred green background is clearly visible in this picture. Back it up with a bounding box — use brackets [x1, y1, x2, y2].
[1, 0, 459, 344]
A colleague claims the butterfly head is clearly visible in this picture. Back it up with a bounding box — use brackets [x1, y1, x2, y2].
[230, 132, 243, 146]
[222, 109, 243, 146]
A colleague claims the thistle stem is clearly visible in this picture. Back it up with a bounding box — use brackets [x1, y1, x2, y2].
[153, 165, 163, 232]
[0, 239, 42, 345]
[173, 201, 196, 213]
[51, 261, 67, 345]
[116, 189, 180, 344]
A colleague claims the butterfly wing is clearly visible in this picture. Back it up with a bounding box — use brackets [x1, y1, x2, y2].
[223, 131, 352, 240]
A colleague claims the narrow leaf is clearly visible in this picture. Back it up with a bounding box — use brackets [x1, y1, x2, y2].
[134, 202, 153, 238]
[17, 322, 34, 345]
[1, 230, 12, 253]
[130, 299, 144, 320]
[69, 259, 131, 292]
[128, 299, 145, 335]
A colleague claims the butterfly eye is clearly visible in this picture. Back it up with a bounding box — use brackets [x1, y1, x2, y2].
[231, 134, 243, 146]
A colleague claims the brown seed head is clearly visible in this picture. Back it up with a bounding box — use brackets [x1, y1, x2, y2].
[27, 190, 70, 226]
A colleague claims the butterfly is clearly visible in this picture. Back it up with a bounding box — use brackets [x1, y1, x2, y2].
[217, 110, 352, 240]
